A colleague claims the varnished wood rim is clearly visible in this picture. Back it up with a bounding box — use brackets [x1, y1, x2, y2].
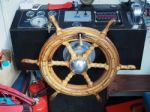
[21, 16, 136, 99]
[39, 27, 120, 96]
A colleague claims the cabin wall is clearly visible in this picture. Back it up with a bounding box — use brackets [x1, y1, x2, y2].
[0, 0, 21, 86]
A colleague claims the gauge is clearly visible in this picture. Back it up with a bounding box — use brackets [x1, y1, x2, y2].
[48, 11, 57, 16]
[26, 11, 35, 18]
[30, 16, 48, 28]
[37, 11, 45, 16]
[80, 0, 94, 5]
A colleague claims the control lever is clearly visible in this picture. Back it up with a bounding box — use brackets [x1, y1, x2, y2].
[76, 10, 79, 15]
[84, 11, 87, 16]
[131, 2, 143, 25]
[73, 1, 79, 8]
[74, 1, 79, 16]
[47, 23, 52, 33]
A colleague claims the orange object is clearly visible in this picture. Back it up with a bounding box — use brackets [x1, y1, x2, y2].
[106, 99, 143, 112]
[29, 80, 48, 112]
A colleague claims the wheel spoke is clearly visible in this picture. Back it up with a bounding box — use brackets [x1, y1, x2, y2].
[117, 64, 136, 70]
[94, 93, 101, 101]
[62, 72, 75, 86]
[63, 42, 76, 58]
[82, 72, 93, 87]
[89, 63, 109, 70]
[83, 43, 98, 59]
[50, 91, 60, 101]
[21, 59, 39, 65]
[48, 60, 69, 67]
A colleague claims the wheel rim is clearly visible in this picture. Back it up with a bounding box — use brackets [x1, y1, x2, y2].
[39, 27, 119, 96]
[21, 16, 136, 100]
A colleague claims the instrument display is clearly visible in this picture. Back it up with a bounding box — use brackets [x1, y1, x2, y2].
[48, 11, 57, 16]
[64, 11, 92, 22]
[26, 11, 35, 18]
[18, 10, 59, 28]
[37, 11, 45, 16]
[30, 16, 48, 27]
[95, 11, 122, 24]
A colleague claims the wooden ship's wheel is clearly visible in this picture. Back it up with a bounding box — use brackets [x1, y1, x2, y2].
[22, 16, 136, 100]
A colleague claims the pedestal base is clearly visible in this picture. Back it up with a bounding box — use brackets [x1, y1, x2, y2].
[50, 90, 107, 112]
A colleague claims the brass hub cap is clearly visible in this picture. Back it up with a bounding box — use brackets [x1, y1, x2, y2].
[70, 59, 88, 74]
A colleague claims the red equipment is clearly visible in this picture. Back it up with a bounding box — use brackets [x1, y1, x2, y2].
[29, 80, 48, 112]
[0, 84, 35, 105]
[106, 99, 143, 112]
[0, 84, 35, 112]
[48, 2, 73, 10]
[0, 105, 31, 112]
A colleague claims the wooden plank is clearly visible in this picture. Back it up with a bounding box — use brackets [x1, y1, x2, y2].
[108, 75, 150, 95]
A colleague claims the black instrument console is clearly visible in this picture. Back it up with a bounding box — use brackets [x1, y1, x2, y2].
[10, 4, 146, 70]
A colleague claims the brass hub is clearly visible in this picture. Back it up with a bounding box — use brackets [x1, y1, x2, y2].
[70, 59, 88, 74]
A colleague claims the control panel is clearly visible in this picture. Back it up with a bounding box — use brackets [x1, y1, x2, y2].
[17, 5, 123, 29]
[18, 10, 58, 28]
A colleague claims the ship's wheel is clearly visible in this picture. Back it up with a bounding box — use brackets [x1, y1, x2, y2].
[22, 16, 136, 100]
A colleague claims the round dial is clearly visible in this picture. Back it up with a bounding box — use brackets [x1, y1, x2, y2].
[26, 11, 35, 18]
[30, 16, 48, 28]
[80, 0, 94, 5]
[48, 11, 57, 16]
[37, 11, 45, 16]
